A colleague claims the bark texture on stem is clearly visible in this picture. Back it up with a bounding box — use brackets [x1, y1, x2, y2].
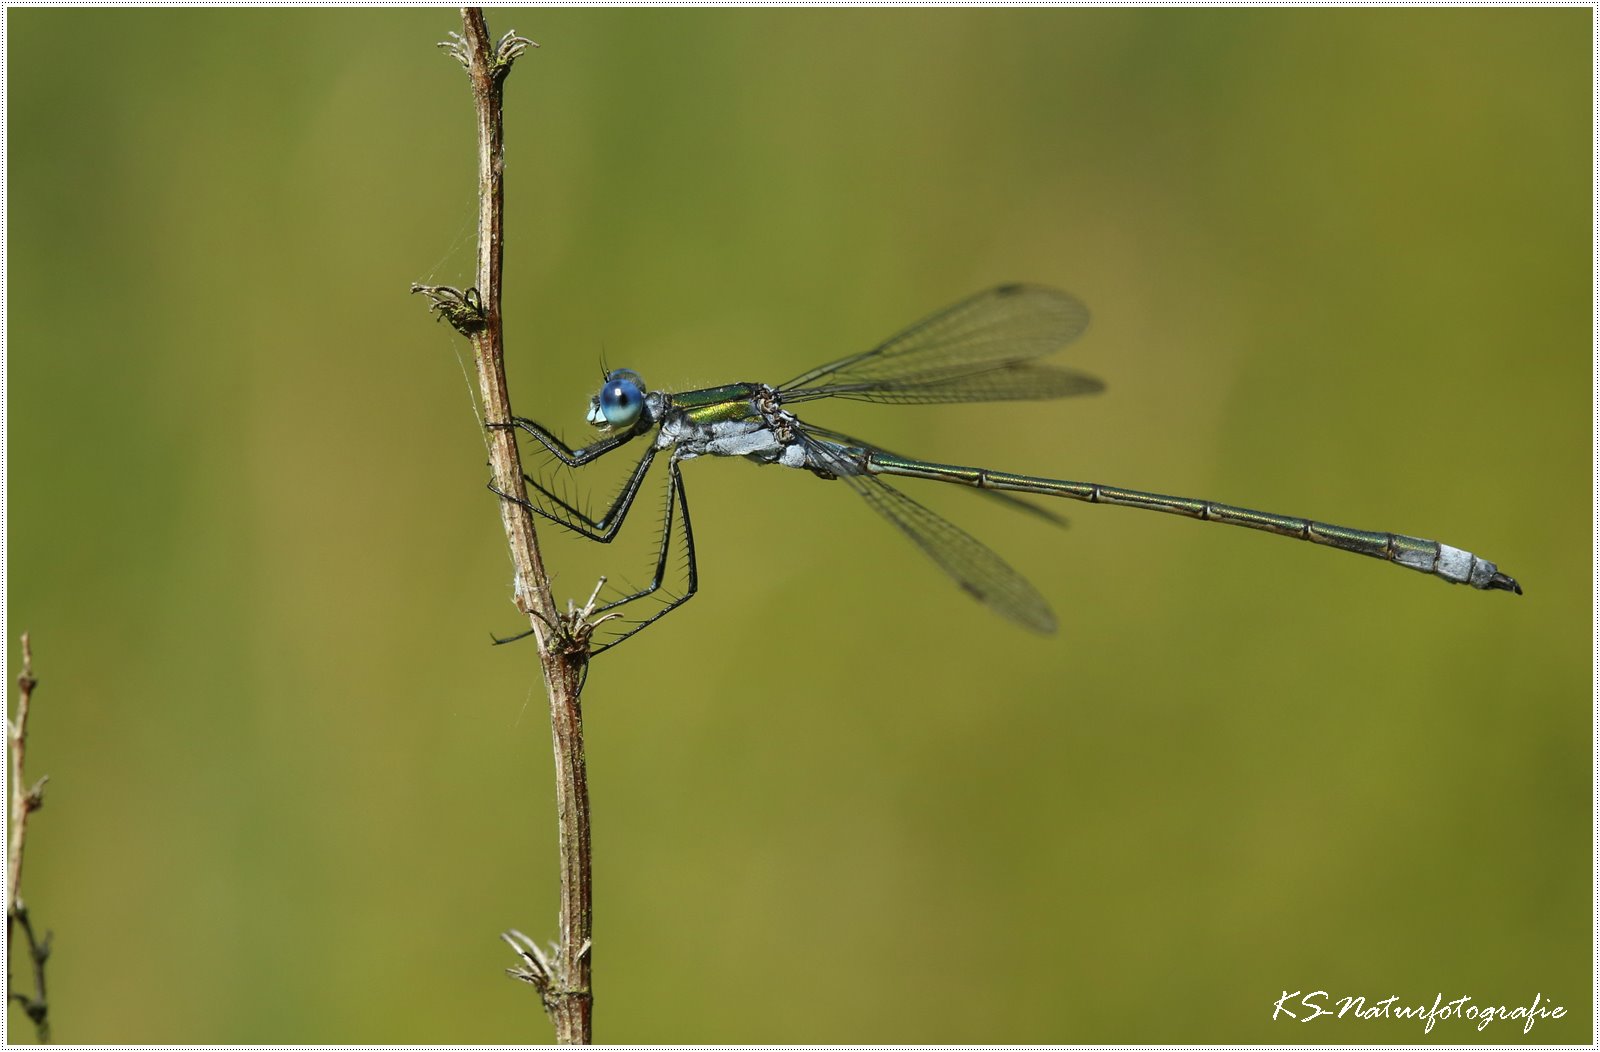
[428, 9, 593, 1042]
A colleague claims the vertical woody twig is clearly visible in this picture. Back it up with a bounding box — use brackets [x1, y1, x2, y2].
[7, 634, 51, 1042]
[415, 8, 592, 1043]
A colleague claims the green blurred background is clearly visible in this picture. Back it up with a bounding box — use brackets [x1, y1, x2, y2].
[6, 7, 1589, 1043]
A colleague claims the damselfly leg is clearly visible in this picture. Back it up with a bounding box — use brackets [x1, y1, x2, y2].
[489, 417, 700, 653]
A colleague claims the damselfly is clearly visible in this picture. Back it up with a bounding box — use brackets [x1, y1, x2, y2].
[497, 285, 1519, 653]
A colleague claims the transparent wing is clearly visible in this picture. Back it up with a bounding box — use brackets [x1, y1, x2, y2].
[800, 420, 1069, 528]
[807, 439, 1057, 634]
[778, 284, 1097, 405]
[784, 361, 1103, 405]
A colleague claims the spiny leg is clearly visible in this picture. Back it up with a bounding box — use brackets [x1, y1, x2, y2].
[489, 433, 659, 542]
[491, 415, 639, 467]
[518, 449, 658, 541]
[484, 420, 659, 648]
[487, 448, 698, 655]
[588, 457, 699, 655]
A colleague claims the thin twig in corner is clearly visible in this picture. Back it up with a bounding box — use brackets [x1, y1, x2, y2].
[10, 901, 50, 1043]
[415, 8, 593, 1044]
[7, 633, 51, 1042]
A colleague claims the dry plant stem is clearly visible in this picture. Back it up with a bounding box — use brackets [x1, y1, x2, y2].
[451, 9, 592, 1043]
[7, 634, 38, 926]
[8, 633, 51, 1041]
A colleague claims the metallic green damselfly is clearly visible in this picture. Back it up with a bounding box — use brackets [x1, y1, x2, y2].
[497, 285, 1519, 653]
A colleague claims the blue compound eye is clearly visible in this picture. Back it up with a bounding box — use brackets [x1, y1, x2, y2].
[594, 369, 645, 429]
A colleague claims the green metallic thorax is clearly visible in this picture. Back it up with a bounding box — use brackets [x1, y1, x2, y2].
[669, 383, 761, 425]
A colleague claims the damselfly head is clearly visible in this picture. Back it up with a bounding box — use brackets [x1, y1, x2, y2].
[587, 369, 647, 430]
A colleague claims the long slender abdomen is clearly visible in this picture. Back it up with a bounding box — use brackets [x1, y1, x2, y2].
[863, 452, 1521, 594]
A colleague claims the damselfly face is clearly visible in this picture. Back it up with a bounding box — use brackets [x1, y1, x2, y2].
[586, 369, 646, 431]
